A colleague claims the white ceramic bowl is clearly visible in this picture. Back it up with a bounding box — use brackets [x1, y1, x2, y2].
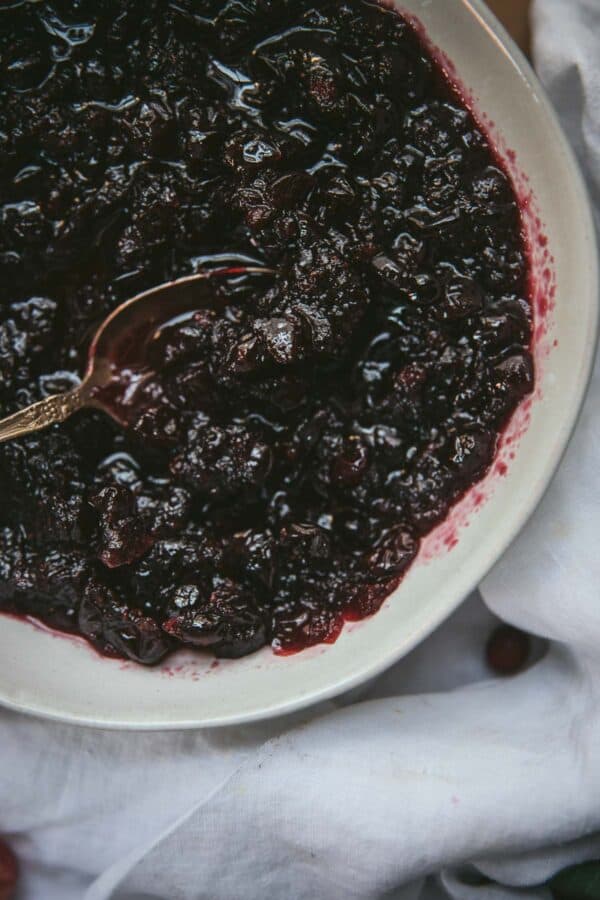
[0, 0, 597, 728]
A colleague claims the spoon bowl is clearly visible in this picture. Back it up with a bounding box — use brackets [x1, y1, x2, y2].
[0, 267, 272, 442]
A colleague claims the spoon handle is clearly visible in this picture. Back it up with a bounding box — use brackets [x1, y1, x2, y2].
[0, 388, 86, 444]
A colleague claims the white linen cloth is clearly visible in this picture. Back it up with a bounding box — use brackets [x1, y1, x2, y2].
[2, 2, 600, 897]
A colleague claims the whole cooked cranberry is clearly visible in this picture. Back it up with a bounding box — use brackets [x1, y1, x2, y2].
[0, 433, 85, 543]
[379, 363, 427, 423]
[394, 362, 428, 394]
[346, 580, 391, 620]
[335, 510, 382, 549]
[319, 174, 356, 217]
[120, 99, 176, 158]
[248, 371, 308, 412]
[306, 58, 339, 112]
[270, 172, 314, 209]
[477, 310, 531, 351]
[1, 200, 49, 249]
[449, 431, 496, 482]
[94, 452, 143, 493]
[438, 275, 483, 320]
[253, 315, 304, 364]
[272, 599, 343, 653]
[470, 166, 512, 207]
[0, 321, 23, 382]
[0, 838, 18, 900]
[168, 583, 203, 610]
[132, 404, 182, 446]
[371, 253, 406, 292]
[148, 486, 192, 536]
[215, 322, 264, 378]
[130, 534, 222, 600]
[89, 485, 154, 568]
[392, 231, 425, 274]
[232, 135, 283, 168]
[486, 625, 531, 676]
[11, 296, 57, 353]
[293, 304, 333, 355]
[406, 100, 470, 155]
[0, 527, 35, 603]
[405, 460, 455, 535]
[481, 242, 527, 293]
[225, 529, 277, 588]
[148, 309, 216, 370]
[365, 525, 418, 579]
[423, 151, 462, 208]
[79, 582, 170, 665]
[494, 352, 535, 402]
[280, 523, 331, 561]
[165, 364, 215, 411]
[331, 436, 370, 488]
[163, 577, 266, 658]
[2, 17, 52, 90]
[406, 272, 442, 305]
[170, 420, 272, 499]
[22, 548, 92, 631]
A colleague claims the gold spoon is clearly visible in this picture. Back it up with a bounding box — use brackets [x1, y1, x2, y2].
[0, 266, 271, 444]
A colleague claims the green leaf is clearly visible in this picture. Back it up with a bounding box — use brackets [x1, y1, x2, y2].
[549, 861, 600, 900]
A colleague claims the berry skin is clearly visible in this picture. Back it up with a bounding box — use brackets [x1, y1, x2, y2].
[163, 577, 267, 658]
[79, 582, 171, 665]
[364, 526, 418, 579]
[331, 437, 370, 488]
[170, 419, 272, 499]
[89, 486, 154, 569]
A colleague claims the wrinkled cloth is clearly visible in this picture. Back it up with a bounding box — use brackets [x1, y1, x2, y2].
[2, 2, 600, 897]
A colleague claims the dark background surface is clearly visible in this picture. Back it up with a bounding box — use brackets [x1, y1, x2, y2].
[487, 0, 531, 52]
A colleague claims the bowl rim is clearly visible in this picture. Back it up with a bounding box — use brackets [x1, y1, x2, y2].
[0, 0, 598, 730]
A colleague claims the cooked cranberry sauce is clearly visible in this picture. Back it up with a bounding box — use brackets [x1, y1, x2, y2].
[0, 1, 534, 663]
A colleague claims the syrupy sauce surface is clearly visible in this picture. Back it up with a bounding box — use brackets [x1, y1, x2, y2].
[0, 1, 535, 664]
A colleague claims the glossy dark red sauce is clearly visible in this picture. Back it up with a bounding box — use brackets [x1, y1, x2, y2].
[0, 0, 535, 664]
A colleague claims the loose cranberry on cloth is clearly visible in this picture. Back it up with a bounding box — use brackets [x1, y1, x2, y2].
[2, 1, 600, 899]
[0, 840, 17, 900]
